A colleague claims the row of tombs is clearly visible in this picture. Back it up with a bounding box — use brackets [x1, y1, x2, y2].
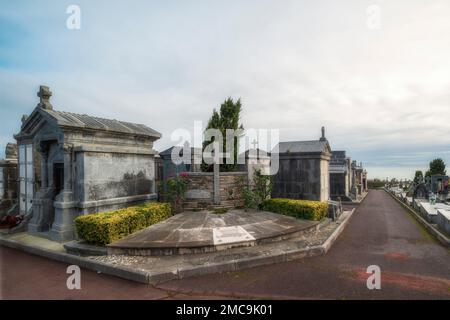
[0, 86, 368, 242]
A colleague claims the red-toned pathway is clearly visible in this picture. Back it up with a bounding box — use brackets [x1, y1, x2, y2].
[1, 190, 449, 299]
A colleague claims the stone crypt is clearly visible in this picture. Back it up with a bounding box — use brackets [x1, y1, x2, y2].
[271, 127, 332, 201]
[0, 143, 18, 214]
[329, 151, 352, 201]
[14, 86, 161, 241]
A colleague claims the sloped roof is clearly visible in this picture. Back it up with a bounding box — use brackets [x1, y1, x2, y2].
[159, 146, 201, 157]
[329, 164, 348, 174]
[41, 109, 161, 138]
[275, 140, 330, 154]
[332, 151, 346, 159]
[238, 148, 271, 158]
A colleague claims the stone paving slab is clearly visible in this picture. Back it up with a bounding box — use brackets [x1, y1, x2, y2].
[0, 210, 355, 284]
[107, 209, 319, 255]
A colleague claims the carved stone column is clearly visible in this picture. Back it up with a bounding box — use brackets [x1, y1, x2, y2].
[213, 162, 220, 205]
[62, 143, 73, 191]
[28, 142, 53, 233]
[37, 143, 49, 188]
[50, 142, 76, 242]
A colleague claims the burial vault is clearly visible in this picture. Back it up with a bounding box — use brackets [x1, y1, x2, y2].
[14, 86, 161, 241]
[272, 127, 331, 201]
[329, 151, 352, 201]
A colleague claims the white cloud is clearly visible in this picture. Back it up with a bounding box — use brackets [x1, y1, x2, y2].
[0, 0, 449, 179]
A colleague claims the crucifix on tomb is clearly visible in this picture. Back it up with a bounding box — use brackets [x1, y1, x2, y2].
[251, 139, 258, 149]
[213, 142, 221, 205]
[251, 138, 259, 159]
[37, 85, 53, 110]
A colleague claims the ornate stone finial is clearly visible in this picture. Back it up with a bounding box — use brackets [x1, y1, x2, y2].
[5, 143, 17, 160]
[37, 85, 53, 110]
[320, 126, 326, 141]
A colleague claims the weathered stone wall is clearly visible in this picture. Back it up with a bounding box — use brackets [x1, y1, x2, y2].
[182, 172, 247, 209]
[79, 152, 155, 202]
[219, 173, 247, 203]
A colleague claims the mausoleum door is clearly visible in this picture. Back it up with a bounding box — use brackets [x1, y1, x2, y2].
[53, 163, 64, 199]
[18, 144, 34, 215]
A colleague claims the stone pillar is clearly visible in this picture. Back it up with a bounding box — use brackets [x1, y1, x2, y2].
[63, 144, 72, 191]
[28, 143, 53, 233]
[213, 162, 220, 205]
[38, 144, 49, 188]
[50, 143, 76, 242]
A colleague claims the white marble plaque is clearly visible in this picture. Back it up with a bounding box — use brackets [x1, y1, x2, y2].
[213, 226, 255, 245]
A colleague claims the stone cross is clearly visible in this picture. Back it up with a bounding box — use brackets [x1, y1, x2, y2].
[251, 139, 258, 149]
[213, 143, 221, 205]
[37, 85, 53, 110]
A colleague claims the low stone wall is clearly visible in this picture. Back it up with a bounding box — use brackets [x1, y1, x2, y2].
[183, 172, 247, 209]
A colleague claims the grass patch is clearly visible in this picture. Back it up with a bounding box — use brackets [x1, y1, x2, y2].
[213, 208, 229, 214]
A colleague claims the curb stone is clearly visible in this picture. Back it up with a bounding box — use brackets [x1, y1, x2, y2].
[177, 261, 236, 280]
[0, 208, 355, 284]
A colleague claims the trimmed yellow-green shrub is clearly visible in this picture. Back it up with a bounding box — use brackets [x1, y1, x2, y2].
[75, 202, 171, 245]
[262, 198, 328, 221]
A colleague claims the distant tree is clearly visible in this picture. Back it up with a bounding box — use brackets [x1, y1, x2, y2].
[428, 158, 446, 176]
[413, 170, 423, 184]
[367, 179, 385, 189]
[202, 98, 244, 172]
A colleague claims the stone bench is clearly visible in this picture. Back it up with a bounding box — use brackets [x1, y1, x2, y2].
[436, 209, 450, 235]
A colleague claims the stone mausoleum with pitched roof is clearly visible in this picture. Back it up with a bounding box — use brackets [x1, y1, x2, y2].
[329, 151, 353, 201]
[14, 86, 161, 241]
[272, 127, 332, 201]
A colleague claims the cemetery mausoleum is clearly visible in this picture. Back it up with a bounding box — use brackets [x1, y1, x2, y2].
[14, 86, 161, 241]
[0, 143, 18, 214]
[329, 151, 352, 201]
[351, 160, 368, 196]
[271, 127, 331, 201]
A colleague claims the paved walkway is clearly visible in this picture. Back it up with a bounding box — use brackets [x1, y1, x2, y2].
[2, 190, 450, 299]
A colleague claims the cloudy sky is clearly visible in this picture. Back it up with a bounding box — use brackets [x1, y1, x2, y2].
[1, 0, 449, 179]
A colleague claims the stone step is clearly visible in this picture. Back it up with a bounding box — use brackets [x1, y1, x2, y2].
[183, 200, 243, 210]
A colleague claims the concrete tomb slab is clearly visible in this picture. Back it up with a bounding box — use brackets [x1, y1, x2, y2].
[107, 209, 319, 256]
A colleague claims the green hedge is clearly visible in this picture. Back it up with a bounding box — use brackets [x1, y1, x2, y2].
[262, 198, 328, 221]
[75, 202, 171, 245]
